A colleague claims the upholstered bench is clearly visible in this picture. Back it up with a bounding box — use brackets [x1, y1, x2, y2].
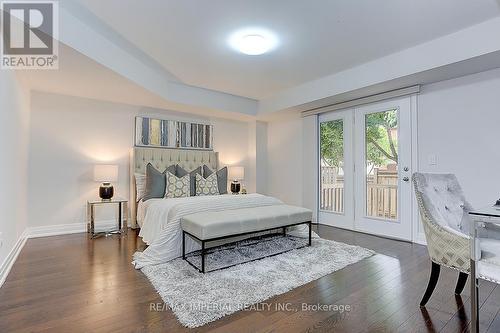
[181, 204, 312, 273]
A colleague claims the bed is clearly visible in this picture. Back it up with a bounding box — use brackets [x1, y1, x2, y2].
[130, 147, 313, 269]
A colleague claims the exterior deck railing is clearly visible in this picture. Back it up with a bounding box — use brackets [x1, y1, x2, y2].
[320, 166, 398, 219]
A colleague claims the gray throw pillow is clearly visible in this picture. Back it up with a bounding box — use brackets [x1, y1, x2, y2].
[176, 165, 202, 196]
[203, 165, 228, 194]
[143, 163, 176, 201]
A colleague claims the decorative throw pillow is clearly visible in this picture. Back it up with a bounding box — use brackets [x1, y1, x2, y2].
[176, 165, 202, 196]
[195, 173, 219, 196]
[165, 171, 190, 198]
[143, 163, 176, 201]
[134, 173, 146, 201]
[203, 165, 228, 194]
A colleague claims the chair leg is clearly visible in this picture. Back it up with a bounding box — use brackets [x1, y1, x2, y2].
[420, 262, 441, 307]
[455, 272, 468, 295]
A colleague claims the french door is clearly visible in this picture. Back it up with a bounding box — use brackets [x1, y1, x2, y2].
[318, 97, 413, 241]
[318, 109, 354, 230]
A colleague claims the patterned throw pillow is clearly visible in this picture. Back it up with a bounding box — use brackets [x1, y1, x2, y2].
[165, 171, 190, 198]
[196, 173, 219, 196]
[176, 165, 202, 196]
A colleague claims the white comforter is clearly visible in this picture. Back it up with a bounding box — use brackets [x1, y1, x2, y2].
[132, 194, 285, 268]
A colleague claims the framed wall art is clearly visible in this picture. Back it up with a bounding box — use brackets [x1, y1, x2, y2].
[135, 116, 213, 150]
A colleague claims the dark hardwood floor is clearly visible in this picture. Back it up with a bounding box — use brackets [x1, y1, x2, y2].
[0, 225, 499, 333]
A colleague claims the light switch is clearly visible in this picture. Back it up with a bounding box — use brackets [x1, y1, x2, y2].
[428, 154, 437, 166]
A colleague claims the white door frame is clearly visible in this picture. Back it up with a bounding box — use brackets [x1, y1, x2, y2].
[410, 94, 423, 244]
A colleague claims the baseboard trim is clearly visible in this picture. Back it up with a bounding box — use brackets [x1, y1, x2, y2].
[27, 223, 86, 238]
[0, 220, 119, 288]
[0, 229, 28, 288]
[27, 220, 118, 239]
[316, 223, 426, 245]
[414, 232, 427, 246]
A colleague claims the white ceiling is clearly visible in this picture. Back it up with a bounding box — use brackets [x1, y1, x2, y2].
[20, 44, 255, 120]
[73, 0, 500, 99]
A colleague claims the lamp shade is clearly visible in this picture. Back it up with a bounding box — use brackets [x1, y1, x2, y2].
[228, 166, 244, 180]
[94, 164, 118, 182]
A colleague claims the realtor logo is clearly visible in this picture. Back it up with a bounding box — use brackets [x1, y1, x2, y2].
[1, 1, 59, 69]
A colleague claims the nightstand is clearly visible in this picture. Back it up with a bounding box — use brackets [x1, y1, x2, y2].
[87, 198, 128, 238]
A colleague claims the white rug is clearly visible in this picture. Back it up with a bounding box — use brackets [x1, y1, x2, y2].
[141, 235, 374, 328]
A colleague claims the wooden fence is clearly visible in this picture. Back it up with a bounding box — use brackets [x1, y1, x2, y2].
[320, 167, 398, 219]
[320, 166, 344, 212]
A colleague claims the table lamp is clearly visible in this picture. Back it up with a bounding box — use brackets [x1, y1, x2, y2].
[228, 166, 244, 194]
[94, 164, 118, 200]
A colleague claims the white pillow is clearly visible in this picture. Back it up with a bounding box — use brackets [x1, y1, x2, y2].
[135, 173, 146, 201]
[195, 173, 219, 196]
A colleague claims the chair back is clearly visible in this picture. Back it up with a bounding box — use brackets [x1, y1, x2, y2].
[413, 173, 472, 234]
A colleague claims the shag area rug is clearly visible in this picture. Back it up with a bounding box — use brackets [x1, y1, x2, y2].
[141, 235, 374, 328]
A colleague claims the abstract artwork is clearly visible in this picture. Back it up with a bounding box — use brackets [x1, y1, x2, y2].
[135, 117, 213, 150]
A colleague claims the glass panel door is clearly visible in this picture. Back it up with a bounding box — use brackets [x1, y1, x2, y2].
[354, 97, 412, 240]
[365, 109, 399, 221]
[318, 109, 354, 230]
[320, 119, 344, 213]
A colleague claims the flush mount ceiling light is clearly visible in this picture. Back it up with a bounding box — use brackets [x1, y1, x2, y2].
[228, 28, 278, 55]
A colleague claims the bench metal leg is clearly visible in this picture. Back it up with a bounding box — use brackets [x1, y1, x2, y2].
[182, 231, 186, 260]
[308, 221, 312, 246]
[283, 227, 286, 236]
[201, 241, 205, 273]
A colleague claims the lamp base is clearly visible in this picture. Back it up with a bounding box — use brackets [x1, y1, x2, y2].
[230, 181, 241, 194]
[99, 183, 114, 200]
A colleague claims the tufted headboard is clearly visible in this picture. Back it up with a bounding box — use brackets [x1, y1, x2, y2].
[129, 147, 219, 227]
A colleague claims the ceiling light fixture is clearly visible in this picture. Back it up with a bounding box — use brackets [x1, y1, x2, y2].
[228, 28, 278, 56]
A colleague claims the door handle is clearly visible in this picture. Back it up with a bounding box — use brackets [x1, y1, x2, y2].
[403, 176, 410, 182]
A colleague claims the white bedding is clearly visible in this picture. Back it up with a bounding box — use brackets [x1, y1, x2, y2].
[136, 199, 147, 228]
[133, 194, 288, 268]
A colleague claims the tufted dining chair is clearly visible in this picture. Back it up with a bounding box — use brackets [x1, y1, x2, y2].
[412, 173, 473, 306]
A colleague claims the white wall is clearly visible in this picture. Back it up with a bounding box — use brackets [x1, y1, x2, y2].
[418, 68, 500, 208]
[247, 121, 269, 194]
[266, 67, 500, 234]
[266, 115, 304, 206]
[302, 115, 318, 222]
[255, 121, 269, 194]
[266, 115, 318, 221]
[0, 70, 30, 272]
[27, 92, 255, 228]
